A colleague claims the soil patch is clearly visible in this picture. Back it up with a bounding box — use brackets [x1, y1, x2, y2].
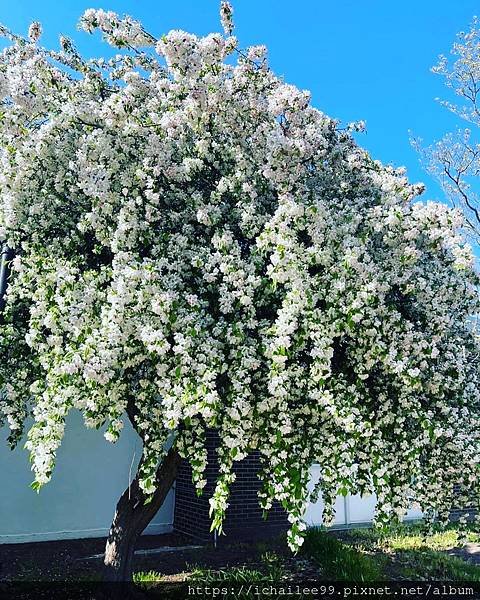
[0, 532, 316, 582]
[0, 532, 195, 581]
[446, 542, 480, 565]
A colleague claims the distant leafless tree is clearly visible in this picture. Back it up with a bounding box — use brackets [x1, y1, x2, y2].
[413, 17, 480, 243]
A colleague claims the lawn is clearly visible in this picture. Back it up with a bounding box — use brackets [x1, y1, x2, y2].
[2, 523, 479, 585]
[307, 524, 480, 581]
[133, 523, 480, 586]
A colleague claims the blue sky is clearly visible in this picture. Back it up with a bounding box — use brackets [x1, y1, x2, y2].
[0, 0, 478, 202]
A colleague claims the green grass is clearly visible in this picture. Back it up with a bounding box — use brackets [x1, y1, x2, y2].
[187, 556, 286, 600]
[345, 522, 480, 551]
[190, 566, 271, 582]
[132, 523, 480, 585]
[399, 550, 480, 581]
[133, 550, 284, 589]
[190, 551, 285, 582]
[342, 522, 480, 581]
[301, 528, 384, 581]
[133, 570, 164, 584]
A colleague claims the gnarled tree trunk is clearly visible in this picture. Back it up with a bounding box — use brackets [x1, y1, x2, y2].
[104, 446, 182, 582]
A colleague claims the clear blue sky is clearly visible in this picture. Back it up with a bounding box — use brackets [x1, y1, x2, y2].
[0, 0, 478, 202]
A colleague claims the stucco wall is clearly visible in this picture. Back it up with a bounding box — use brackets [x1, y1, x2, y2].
[304, 464, 423, 526]
[0, 410, 174, 543]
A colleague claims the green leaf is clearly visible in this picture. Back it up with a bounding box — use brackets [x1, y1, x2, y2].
[30, 481, 42, 493]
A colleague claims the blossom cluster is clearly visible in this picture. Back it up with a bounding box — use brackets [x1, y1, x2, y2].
[79, 9, 154, 48]
[0, 6, 479, 550]
[415, 16, 480, 243]
[220, 2, 234, 37]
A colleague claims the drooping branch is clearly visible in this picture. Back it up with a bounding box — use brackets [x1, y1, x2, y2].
[0, 244, 13, 313]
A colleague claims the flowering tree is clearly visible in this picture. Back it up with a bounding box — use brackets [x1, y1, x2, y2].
[413, 17, 480, 243]
[1, 3, 480, 582]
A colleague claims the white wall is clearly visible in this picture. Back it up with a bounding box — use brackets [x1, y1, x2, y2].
[0, 410, 174, 544]
[1, 425, 422, 544]
[304, 464, 423, 527]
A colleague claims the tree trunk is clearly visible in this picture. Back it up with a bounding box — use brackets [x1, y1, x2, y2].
[104, 446, 182, 582]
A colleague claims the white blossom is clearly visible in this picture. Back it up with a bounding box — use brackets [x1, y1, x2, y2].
[0, 6, 479, 551]
[28, 22, 42, 43]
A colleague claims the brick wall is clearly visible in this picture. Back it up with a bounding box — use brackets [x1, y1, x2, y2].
[173, 430, 289, 543]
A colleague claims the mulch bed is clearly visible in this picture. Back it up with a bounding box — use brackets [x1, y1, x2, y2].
[0, 532, 194, 581]
[0, 531, 316, 582]
[3, 529, 480, 584]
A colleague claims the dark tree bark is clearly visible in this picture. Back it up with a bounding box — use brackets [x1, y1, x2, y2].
[103, 446, 182, 582]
